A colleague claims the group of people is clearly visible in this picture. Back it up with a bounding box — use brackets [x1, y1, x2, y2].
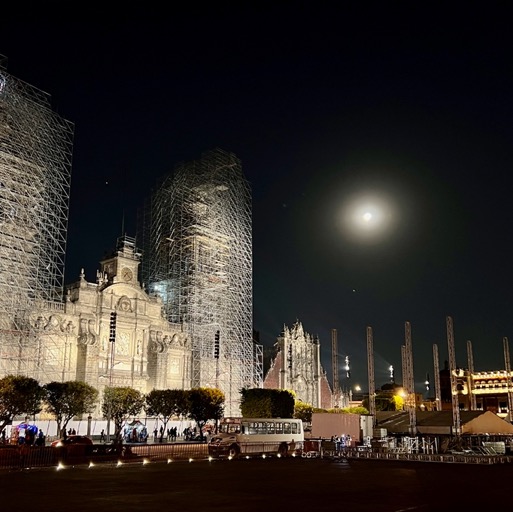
[330, 434, 353, 450]
[15, 425, 46, 446]
[152, 425, 179, 442]
[123, 426, 148, 443]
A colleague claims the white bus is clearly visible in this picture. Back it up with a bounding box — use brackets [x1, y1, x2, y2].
[208, 417, 304, 458]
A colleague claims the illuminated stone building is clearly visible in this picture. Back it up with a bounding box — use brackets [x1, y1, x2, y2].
[0, 57, 259, 418]
[6, 235, 191, 395]
[65, 235, 192, 395]
[441, 364, 513, 419]
[263, 321, 333, 409]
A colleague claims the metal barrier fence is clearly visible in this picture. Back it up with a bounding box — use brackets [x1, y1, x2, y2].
[0, 445, 58, 470]
[0, 442, 210, 471]
[5, 441, 511, 470]
[341, 448, 513, 465]
[129, 442, 208, 460]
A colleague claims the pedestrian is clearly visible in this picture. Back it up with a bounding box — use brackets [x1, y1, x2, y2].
[100, 429, 105, 442]
[35, 430, 45, 446]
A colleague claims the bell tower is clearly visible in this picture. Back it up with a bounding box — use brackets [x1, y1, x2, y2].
[100, 235, 141, 285]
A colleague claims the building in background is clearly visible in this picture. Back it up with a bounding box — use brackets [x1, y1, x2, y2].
[138, 148, 261, 415]
[263, 321, 333, 409]
[440, 364, 513, 419]
[0, 58, 258, 419]
[0, 56, 73, 380]
[65, 235, 190, 396]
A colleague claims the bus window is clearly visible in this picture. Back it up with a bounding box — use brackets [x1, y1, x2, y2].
[276, 422, 283, 434]
[292, 423, 298, 434]
[284, 422, 291, 434]
[266, 422, 275, 434]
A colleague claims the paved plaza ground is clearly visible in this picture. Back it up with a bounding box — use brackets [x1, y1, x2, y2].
[1, 456, 511, 511]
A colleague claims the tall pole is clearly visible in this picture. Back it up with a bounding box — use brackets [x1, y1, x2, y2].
[366, 326, 376, 425]
[446, 316, 461, 436]
[331, 328, 339, 406]
[214, 330, 220, 388]
[467, 340, 477, 410]
[404, 321, 416, 436]
[503, 337, 513, 423]
[107, 311, 117, 443]
[433, 344, 441, 411]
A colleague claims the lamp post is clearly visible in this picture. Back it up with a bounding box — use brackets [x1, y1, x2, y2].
[214, 330, 220, 388]
[107, 311, 117, 443]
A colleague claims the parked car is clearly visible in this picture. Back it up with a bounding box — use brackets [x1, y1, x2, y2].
[51, 435, 93, 448]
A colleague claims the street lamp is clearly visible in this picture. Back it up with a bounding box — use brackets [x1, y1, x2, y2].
[350, 385, 361, 402]
[99, 361, 122, 443]
[107, 312, 117, 443]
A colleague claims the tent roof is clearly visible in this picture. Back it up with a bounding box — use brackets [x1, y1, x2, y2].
[375, 410, 513, 435]
[126, 420, 145, 427]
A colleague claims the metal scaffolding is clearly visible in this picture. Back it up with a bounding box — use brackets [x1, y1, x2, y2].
[446, 315, 461, 436]
[138, 148, 258, 415]
[433, 343, 441, 411]
[403, 321, 416, 436]
[0, 57, 73, 380]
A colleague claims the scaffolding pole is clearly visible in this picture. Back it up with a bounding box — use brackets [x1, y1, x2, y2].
[433, 343, 441, 411]
[467, 340, 477, 410]
[366, 326, 376, 425]
[446, 316, 461, 436]
[404, 321, 416, 436]
[503, 337, 513, 423]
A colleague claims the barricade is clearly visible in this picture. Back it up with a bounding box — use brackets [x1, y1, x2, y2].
[0, 442, 209, 470]
[343, 448, 513, 465]
[130, 442, 208, 461]
[0, 445, 57, 470]
[301, 440, 320, 458]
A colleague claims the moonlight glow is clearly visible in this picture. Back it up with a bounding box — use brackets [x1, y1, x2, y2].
[339, 193, 397, 242]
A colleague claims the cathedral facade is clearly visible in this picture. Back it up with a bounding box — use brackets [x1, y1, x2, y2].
[0, 236, 193, 411]
[263, 321, 333, 409]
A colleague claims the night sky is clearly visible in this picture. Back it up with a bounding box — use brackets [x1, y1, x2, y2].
[2, 3, 513, 393]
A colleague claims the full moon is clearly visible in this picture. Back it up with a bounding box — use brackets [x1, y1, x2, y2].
[338, 192, 396, 243]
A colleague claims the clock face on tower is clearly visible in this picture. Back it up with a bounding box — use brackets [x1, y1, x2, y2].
[121, 267, 133, 282]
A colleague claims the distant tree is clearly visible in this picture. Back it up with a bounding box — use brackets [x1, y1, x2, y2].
[345, 406, 369, 415]
[362, 392, 402, 411]
[186, 388, 224, 441]
[390, 395, 404, 411]
[172, 389, 189, 419]
[324, 406, 370, 414]
[294, 401, 313, 423]
[240, 388, 295, 418]
[240, 388, 271, 417]
[145, 389, 187, 441]
[0, 375, 45, 435]
[102, 386, 144, 444]
[43, 381, 98, 437]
